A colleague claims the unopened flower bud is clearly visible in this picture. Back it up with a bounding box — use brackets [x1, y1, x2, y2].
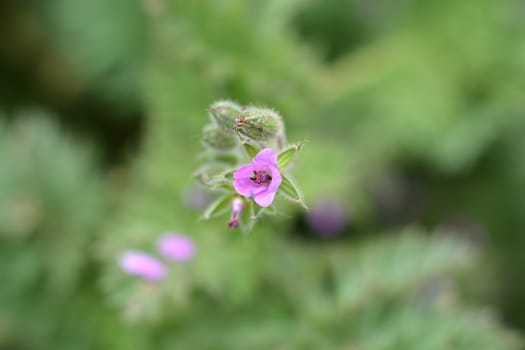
[228, 197, 244, 228]
[234, 107, 284, 141]
[209, 100, 242, 131]
[202, 124, 237, 151]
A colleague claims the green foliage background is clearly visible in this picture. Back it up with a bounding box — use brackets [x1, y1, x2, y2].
[1, 0, 525, 349]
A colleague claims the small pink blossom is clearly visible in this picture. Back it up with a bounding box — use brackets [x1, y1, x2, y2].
[233, 148, 282, 207]
[119, 251, 166, 281]
[157, 233, 196, 262]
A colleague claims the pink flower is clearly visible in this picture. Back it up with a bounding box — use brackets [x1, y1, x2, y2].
[119, 251, 166, 281]
[233, 148, 282, 207]
[157, 233, 196, 262]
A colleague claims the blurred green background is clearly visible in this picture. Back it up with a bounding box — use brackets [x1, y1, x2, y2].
[1, 0, 525, 349]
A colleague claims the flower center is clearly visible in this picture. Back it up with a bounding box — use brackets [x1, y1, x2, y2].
[250, 169, 272, 186]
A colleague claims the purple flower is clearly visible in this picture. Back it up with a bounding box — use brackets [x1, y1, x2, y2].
[233, 148, 282, 207]
[157, 233, 196, 262]
[119, 251, 166, 281]
[306, 198, 348, 236]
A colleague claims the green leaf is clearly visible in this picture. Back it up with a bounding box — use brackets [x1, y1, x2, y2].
[242, 142, 260, 160]
[252, 205, 265, 219]
[203, 174, 227, 186]
[201, 193, 234, 220]
[279, 174, 307, 209]
[210, 181, 233, 192]
[277, 143, 302, 170]
[193, 162, 231, 184]
[206, 153, 238, 165]
[222, 168, 237, 181]
[199, 167, 236, 184]
[241, 200, 256, 234]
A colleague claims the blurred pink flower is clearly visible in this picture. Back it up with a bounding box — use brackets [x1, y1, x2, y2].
[306, 198, 348, 236]
[233, 148, 282, 207]
[119, 251, 166, 281]
[157, 233, 196, 262]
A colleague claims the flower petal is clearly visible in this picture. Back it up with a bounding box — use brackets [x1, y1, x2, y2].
[233, 178, 255, 196]
[233, 178, 266, 197]
[268, 165, 282, 192]
[233, 164, 255, 180]
[253, 148, 278, 167]
[253, 190, 277, 207]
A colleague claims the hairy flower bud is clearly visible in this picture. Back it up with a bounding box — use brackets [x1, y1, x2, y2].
[228, 197, 244, 228]
[208, 100, 242, 131]
[234, 107, 284, 142]
[202, 124, 237, 151]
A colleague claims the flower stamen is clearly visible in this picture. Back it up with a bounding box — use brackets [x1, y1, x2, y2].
[250, 170, 272, 185]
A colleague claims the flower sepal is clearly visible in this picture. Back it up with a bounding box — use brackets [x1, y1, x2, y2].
[278, 143, 303, 170]
[201, 193, 235, 220]
[208, 100, 242, 131]
[278, 174, 308, 210]
[234, 107, 284, 142]
[202, 124, 237, 151]
[241, 142, 261, 160]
